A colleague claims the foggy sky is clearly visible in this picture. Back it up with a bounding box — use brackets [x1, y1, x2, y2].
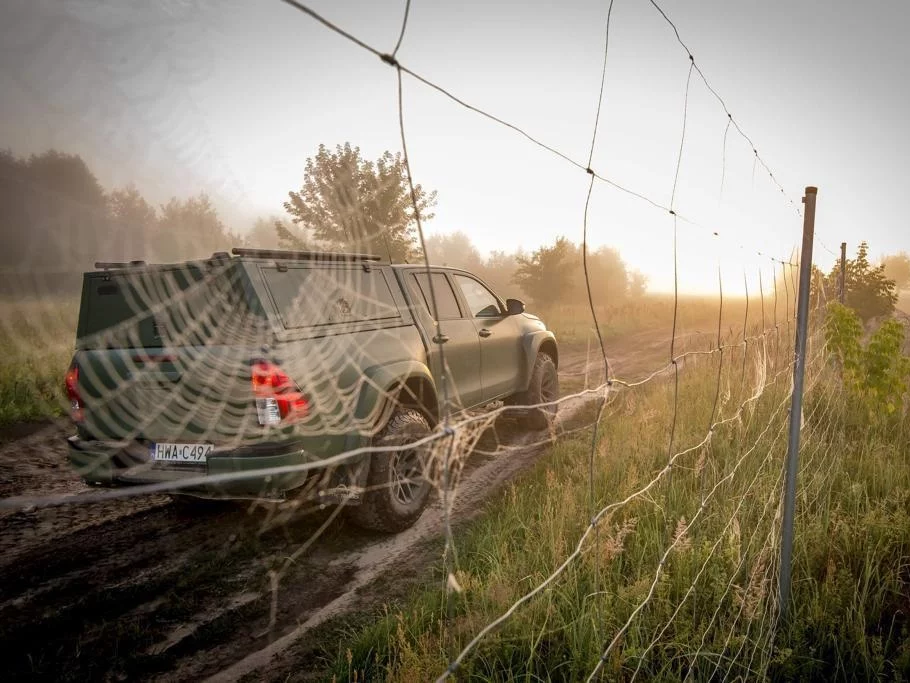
[1, 0, 907, 293]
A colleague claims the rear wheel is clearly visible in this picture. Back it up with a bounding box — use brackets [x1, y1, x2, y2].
[346, 407, 434, 533]
[516, 353, 558, 430]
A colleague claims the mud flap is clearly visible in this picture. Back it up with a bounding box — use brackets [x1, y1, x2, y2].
[316, 463, 367, 505]
[317, 433, 371, 506]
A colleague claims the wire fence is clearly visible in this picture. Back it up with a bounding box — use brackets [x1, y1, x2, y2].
[3, 0, 898, 681]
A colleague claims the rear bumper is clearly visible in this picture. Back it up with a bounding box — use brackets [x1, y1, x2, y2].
[66, 436, 364, 503]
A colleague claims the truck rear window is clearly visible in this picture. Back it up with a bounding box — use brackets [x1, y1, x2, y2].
[77, 264, 247, 348]
[262, 266, 399, 328]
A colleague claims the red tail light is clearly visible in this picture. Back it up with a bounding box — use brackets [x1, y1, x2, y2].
[64, 365, 84, 423]
[251, 360, 308, 425]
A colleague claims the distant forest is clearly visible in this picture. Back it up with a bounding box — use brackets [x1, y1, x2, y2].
[0, 147, 648, 307]
[0, 149, 235, 272]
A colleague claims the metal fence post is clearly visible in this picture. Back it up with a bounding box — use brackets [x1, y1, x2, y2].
[839, 242, 847, 304]
[779, 186, 817, 620]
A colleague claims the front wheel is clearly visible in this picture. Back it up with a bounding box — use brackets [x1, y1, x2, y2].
[346, 407, 434, 533]
[515, 353, 559, 430]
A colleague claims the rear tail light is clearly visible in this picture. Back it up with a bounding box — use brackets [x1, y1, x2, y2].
[251, 359, 308, 426]
[64, 364, 84, 423]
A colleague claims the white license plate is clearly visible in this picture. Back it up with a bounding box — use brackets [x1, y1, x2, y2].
[151, 442, 214, 463]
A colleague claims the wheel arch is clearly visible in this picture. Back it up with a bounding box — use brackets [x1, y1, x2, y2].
[345, 361, 438, 486]
[394, 375, 439, 427]
[520, 331, 559, 391]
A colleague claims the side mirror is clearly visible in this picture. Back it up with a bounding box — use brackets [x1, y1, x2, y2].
[505, 298, 525, 315]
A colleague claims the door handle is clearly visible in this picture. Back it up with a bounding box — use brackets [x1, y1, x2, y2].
[478, 328, 492, 338]
[432, 334, 450, 344]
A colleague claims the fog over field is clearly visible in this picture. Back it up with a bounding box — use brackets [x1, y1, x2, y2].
[1, 2, 909, 682]
[1, 0, 908, 294]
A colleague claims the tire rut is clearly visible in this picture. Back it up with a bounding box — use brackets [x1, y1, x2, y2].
[1, 338, 670, 682]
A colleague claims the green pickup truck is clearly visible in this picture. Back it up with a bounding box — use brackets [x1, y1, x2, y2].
[65, 249, 559, 531]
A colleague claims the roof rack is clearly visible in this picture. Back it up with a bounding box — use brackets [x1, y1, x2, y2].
[94, 260, 147, 270]
[230, 248, 382, 262]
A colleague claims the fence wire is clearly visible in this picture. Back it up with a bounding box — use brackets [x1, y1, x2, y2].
[0, 1, 835, 681]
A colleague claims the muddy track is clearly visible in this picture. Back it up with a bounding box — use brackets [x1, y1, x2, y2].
[0, 330, 689, 682]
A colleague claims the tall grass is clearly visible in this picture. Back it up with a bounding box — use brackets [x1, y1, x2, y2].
[0, 298, 78, 426]
[328, 331, 910, 681]
[0, 292, 749, 427]
[544, 294, 764, 348]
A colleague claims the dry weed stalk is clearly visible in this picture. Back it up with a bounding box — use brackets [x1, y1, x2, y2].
[603, 516, 638, 562]
[671, 516, 692, 554]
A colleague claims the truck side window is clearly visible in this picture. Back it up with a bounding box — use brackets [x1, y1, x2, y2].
[264, 267, 399, 328]
[453, 275, 503, 318]
[411, 272, 462, 320]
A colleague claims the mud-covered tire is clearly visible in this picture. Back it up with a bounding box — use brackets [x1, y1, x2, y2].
[515, 353, 558, 430]
[346, 407, 434, 533]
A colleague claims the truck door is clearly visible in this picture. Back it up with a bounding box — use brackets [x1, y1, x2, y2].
[451, 274, 523, 402]
[407, 271, 484, 411]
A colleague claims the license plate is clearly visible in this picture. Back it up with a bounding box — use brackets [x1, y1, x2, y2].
[150, 442, 214, 463]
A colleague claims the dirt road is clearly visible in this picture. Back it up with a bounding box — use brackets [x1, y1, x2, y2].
[0, 329, 691, 682]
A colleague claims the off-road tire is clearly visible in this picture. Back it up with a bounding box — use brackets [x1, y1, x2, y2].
[346, 407, 434, 533]
[516, 353, 558, 430]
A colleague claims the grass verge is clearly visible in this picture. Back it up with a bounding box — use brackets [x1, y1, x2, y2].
[0, 292, 745, 427]
[539, 294, 756, 347]
[325, 333, 910, 681]
[0, 298, 77, 426]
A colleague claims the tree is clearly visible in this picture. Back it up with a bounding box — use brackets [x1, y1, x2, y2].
[283, 143, 436, 262]
[274, 219, 314, 250]
[0, 149, 32, 269]
[478, 249, 521, 299]
[576, 245, 630, 307]
[882, 252, 910, 292]
[825, 302, 910, 422]
[826, 242, 898, 322]
[0, 149, 108, 269]
[154, 194, 233, 262]
[423, 231, 484, 271]
[25, 149, 106, 208]
[108, 185, 156, 261]
[242, 216, 289, 250]
[509, 237, 636, 308]
[511, 236, 576, 307]
[629, 270, 648, 298]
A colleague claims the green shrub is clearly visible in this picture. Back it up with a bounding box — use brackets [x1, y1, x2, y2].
[825, 302, 910, 422]
[0, 298, 77, 426]
[817, 242, 898, 322]
[327, 328, 910, 682]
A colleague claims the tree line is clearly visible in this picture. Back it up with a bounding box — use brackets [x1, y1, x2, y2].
[0, 149, 236, 271]
[259, 143, 650, 308]
[812, 242, 908, 322]
[419, 231, 648, 308]
[4, 143, 905, 312]
[0, 144, 649, 308]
